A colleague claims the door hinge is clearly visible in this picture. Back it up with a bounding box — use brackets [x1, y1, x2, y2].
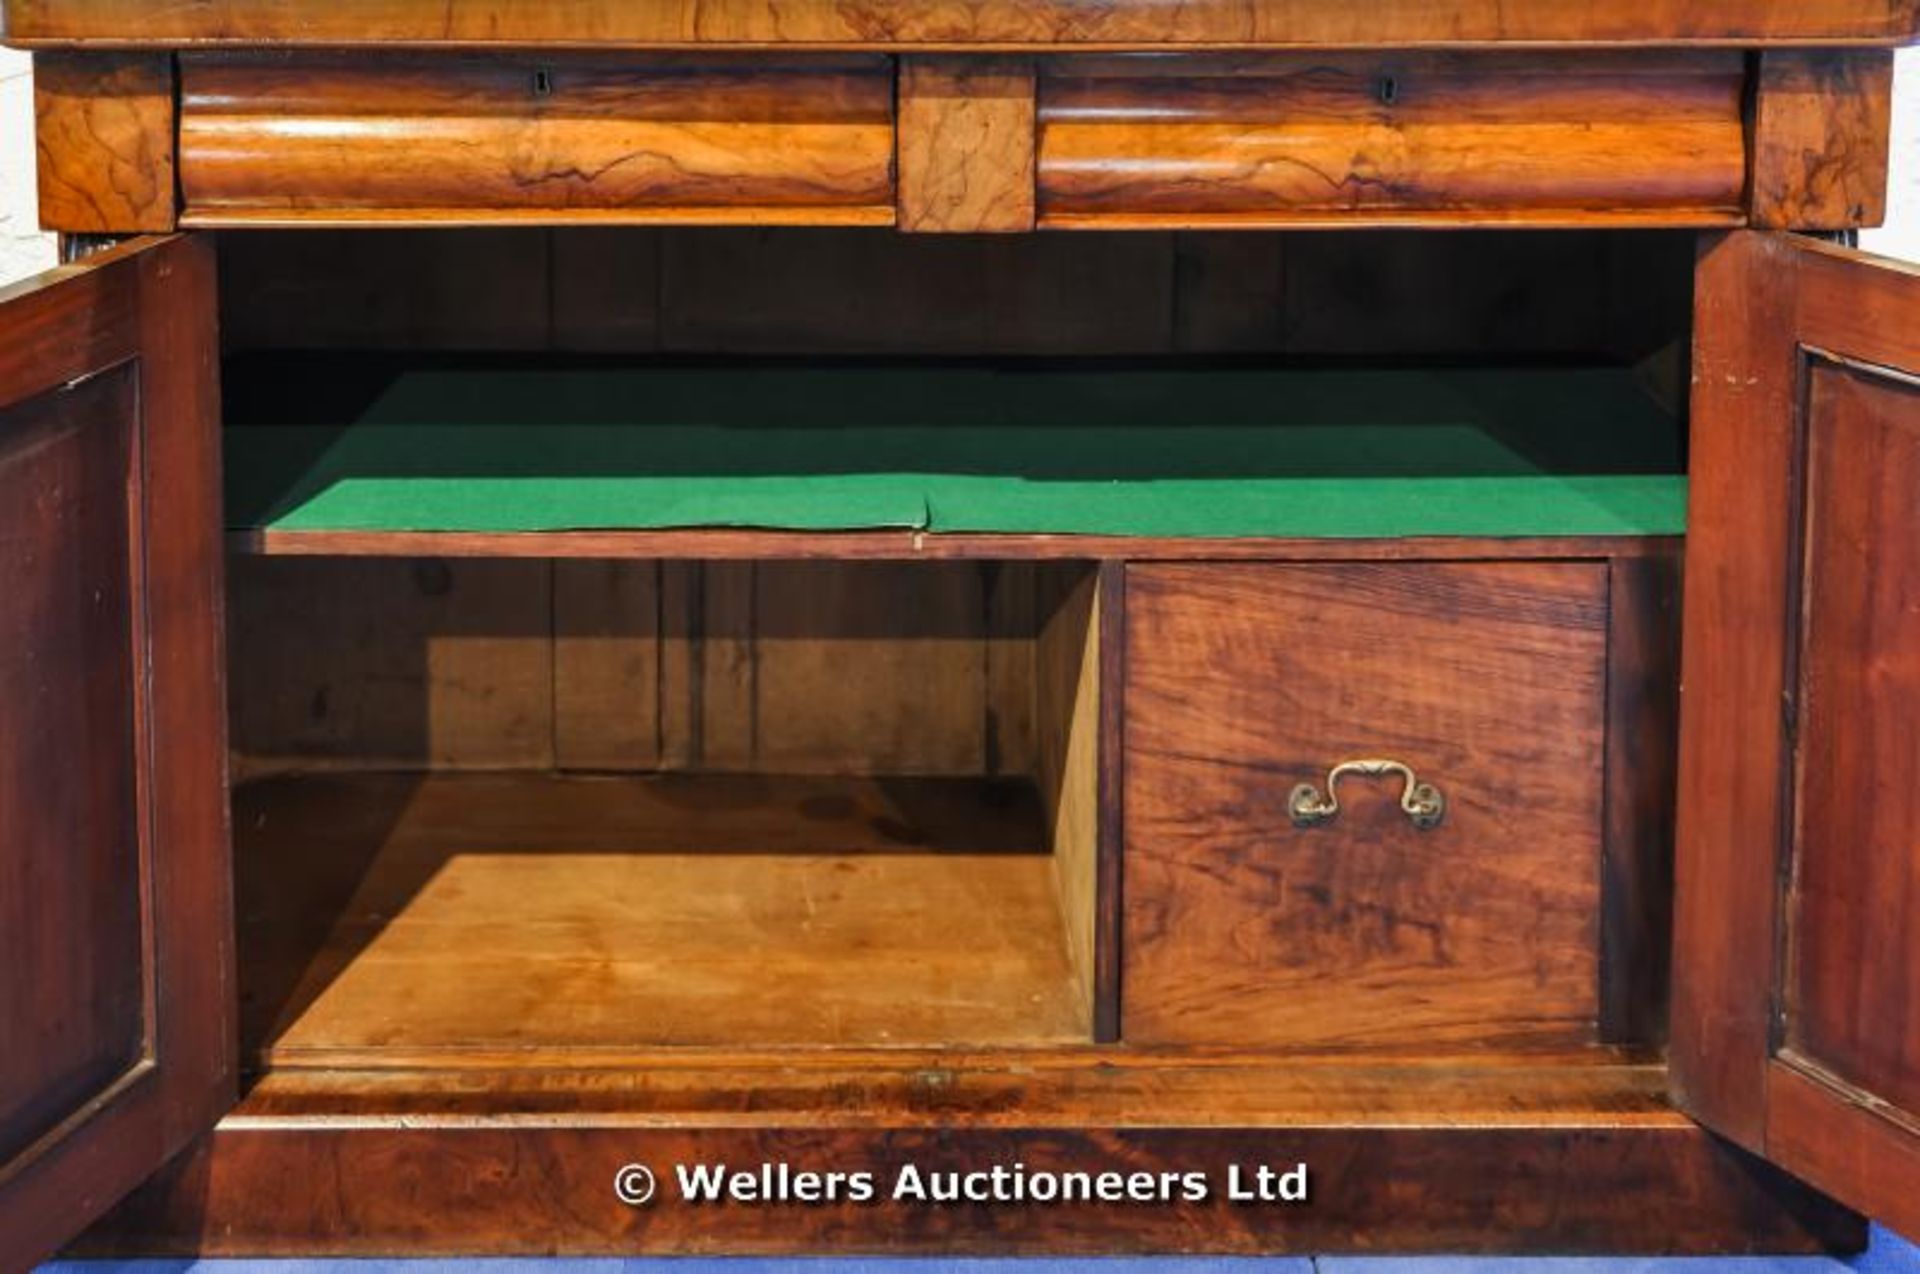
[58, 232, 133, 264]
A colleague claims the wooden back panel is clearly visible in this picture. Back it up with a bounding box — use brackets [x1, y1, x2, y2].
[228, 557, 1102, 781]
[215, 228, 1694, 361]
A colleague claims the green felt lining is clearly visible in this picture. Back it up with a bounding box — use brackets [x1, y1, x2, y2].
[223, 359, 1688, 539]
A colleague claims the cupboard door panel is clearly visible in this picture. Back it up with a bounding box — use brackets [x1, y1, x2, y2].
[0, 238, 232, 1270]
[1672, 231, 1920, 1238]
[1788, 362, 1920, 1119]
[0, 371, 146, 1167]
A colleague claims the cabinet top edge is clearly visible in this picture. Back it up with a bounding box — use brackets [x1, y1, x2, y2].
[4, 0, 1917, 51]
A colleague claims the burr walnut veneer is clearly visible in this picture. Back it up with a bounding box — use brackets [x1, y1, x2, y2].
[3, 2, 1919, 1267]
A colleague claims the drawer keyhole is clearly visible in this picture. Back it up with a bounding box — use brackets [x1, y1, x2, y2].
[532, 68, 556, 98]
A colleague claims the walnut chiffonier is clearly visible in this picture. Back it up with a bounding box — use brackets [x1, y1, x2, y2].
[2, 0, 1918, 1266]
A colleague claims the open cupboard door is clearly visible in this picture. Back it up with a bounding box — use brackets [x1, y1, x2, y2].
[1673, 231, 1920, 1240]
[0, 237, 232, 1272]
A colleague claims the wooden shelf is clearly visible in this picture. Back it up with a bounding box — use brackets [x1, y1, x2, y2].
[229, 527, 1686, 560]
[222, 357, 1687, 552]
[237, 771, 1091, 1062]
[232, 1048, 1673, 1121]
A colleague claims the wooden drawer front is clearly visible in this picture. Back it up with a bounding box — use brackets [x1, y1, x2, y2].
[178, 54, 896, 225]
[1123, 562, 1609, 1048]
[1037, 54, 1747, 227]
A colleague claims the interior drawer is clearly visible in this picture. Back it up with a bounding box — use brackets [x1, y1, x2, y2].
[1122, 560, 1616, 1049]
[177, 53, 896, 225]
[1037, 53, 1747, 227]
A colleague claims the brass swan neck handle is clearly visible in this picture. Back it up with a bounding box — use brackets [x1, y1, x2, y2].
[1288, 758, 1446, 831]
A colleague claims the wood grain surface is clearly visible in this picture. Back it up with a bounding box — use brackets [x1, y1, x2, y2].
[1093, 562, 1126, 1043]
[1668, 232, 1802, 1152]
[1599, 550, 1682, 1044]
[1671, 232, 1920, 1235]
[898, 57, 1036, 233]
[553, 559, 665, 771]
[236, 771, 1089, 1061]
[1037, 53, 1747, 228]
[1786, 361, 1920, 1125]
[226, 557, 558, 776]
[177, 53, 896, 225]
[0, 240, 233, 1273]
[1123, 561, 1612, 1050]
[22, 43, 1904, 232]
[230, 529, 1684, 563]
[0, 372, 146, 1171]
[1034, 567, 1102, 1025]
[73, 1071, 1862, 1255]
[8, 0, 1916, 48]
[205, 1050, 1748, 1116]
[1770, 1062, 1920, 1244]
[32, 53, 176, 233]
[676, 560, 1010, 775]
[1751, 50, 1896, 230]
[226, 558, 1082, 779]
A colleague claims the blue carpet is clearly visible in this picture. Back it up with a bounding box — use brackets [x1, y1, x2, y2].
[31, 1227, 1920, 1272]
[1859, 1228, 1920, 1273]
[32, 1226, 1919, 1273]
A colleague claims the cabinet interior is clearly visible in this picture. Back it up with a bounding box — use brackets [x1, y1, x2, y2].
[229, 557, 1103, 1062]
[216, 227, 1696, 547]
[215, 226, 1693, 1079]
